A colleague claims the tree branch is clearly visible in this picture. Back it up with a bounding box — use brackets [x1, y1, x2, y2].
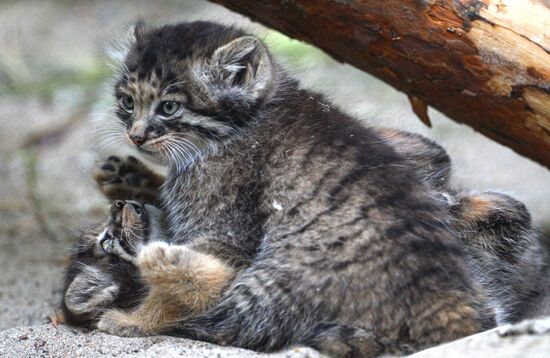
[211, 0, 550, 169]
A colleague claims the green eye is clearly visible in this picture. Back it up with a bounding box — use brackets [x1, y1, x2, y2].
[159, 101, 180, 117]
[101, 238, 114, 253]
[120, 95, 134, 112]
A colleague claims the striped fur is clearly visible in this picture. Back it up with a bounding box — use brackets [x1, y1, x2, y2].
[63, 21, 545, 358]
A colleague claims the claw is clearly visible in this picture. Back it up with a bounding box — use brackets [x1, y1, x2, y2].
[107, 155, 121, 162]
[101, 164, 116, 172]
[107, 177, 123, 184]
[127, 156, 138, 164]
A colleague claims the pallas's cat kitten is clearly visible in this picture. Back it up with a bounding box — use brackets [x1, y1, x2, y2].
[63, 199, 232, 334]
[63, 21, 545, 357]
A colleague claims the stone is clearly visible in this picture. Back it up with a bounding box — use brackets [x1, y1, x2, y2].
[0, 324, 324, 358]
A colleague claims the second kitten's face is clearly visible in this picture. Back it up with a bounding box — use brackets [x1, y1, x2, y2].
[113, 21, 275, 167]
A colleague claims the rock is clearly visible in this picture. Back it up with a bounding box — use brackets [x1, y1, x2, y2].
[0, 324, 324, 358]
[1, 318, 549, 357]
[407, 317, 550, 358]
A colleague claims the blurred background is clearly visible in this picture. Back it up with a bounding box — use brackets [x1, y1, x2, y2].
[0, 0, 549, 331]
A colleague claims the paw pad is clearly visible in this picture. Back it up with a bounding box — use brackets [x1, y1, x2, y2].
[93, 155, 162, 203]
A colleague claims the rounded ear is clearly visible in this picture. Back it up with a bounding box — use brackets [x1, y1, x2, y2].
[211, 36, 275, 101]
[105, 21, 147, 63]
[133, 20, 147, 43]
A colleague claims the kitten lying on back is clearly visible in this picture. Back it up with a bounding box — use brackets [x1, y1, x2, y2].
[63, 21, 545, 358]
[63, 199, 233, 334]
[62, 200, 158, 325]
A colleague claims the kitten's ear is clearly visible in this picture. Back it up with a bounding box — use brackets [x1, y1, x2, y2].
[106, 21, 146, 63]
[133, 20, 147, 43]
[211, 36, 275, 100]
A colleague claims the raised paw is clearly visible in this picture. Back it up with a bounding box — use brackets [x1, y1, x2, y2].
[97, 309, 146, 337]
[93, 155, 164, 205]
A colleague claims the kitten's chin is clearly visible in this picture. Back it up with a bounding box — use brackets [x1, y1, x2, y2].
[137, 146, 167, 165]
[126, 142, 165, 165]
[139, 137, 169, 158]
[138, 146, 160, 155]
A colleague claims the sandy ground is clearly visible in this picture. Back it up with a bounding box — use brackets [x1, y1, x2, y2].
[0, 0, 549, 356]
[0, 324, 324, 358]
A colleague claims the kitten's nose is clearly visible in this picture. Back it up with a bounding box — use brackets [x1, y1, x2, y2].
[129, 132, 146, 147]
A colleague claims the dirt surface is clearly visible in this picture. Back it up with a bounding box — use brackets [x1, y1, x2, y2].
[0, 324, 324, 358]
[1, 318, 549, 357]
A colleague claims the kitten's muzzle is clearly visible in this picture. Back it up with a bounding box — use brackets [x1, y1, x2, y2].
[113, 200, 125, 210]
[127, 120, 150, 147]
[128, 132, 146, 147]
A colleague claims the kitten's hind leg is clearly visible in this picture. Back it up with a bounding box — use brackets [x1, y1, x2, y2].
[298, 323, 392, 358]
[450, 191, 545, 324]
[375, 128, 451, 190]
[93, 155, 165, 205]
[97, 242, 234, 337]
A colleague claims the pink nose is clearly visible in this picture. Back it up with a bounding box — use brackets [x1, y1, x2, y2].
[129, 133, 146, 147]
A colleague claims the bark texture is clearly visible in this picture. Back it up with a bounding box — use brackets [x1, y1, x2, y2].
[211, 0, 550, 169]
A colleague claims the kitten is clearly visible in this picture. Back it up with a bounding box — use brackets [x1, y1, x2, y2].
[62, 200, 150, 326]
[376, 129, 546, 325]
[63, 199, 233, 335]
[65, 21, 544, 357]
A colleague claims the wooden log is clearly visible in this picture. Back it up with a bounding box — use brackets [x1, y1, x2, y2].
[210, 0, 550, 169]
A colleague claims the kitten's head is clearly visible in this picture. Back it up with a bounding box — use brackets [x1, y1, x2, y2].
[112, 21, 277, 166]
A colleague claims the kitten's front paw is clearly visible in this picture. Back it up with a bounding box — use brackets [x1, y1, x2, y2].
[93, 155, 162, 204]
[97, 310, 146, 337]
